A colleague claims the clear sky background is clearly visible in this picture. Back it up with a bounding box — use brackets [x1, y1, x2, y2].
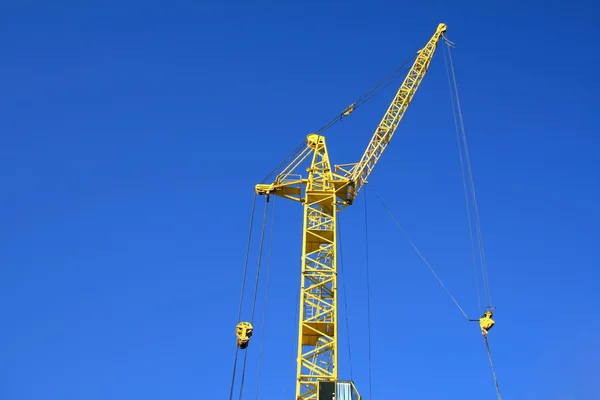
[2, 1, 599, 399]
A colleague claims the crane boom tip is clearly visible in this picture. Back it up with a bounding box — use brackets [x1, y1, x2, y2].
[437, 23, 447, 33]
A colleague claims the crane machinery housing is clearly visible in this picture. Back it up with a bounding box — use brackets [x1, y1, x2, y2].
[232, 22, 498, 400]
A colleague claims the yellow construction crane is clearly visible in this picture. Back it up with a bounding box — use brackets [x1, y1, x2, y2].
[235, 23, 449, 400]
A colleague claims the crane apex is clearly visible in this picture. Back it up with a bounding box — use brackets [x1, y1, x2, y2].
[306, 133, 324, 148]
[437, 23, 447, 33]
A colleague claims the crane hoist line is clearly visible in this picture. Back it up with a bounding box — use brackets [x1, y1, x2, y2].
[231, 22, 500, 400]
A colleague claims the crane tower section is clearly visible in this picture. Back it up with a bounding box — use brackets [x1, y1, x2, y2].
[254, 23, 447, 400]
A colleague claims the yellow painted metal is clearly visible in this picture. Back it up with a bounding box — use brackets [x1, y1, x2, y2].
[236, 321, 253, 349]
[479, 311, 495, 335]
[295, 134, 341, 398]
[255, 23, 447, 400]
[336, 23, 447, 204]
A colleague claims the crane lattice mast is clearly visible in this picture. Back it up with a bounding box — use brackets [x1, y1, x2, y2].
[247, 23, 447, 400]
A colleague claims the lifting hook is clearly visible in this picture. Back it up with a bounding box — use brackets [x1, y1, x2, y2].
[235, 321, 253, 349]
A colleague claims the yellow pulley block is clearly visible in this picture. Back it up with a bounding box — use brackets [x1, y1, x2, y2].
[342, 103, 355, 116]
[479, 310, 495, 335]
[235, 322, 253, 349]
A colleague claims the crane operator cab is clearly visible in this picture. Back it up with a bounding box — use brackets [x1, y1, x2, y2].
[317, 380, 361, 400]
[479, 310, 495, 336]
[235, 321, 253, 349]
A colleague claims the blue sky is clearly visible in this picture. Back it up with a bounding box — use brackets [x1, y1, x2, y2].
[1, 1, 599, 399]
